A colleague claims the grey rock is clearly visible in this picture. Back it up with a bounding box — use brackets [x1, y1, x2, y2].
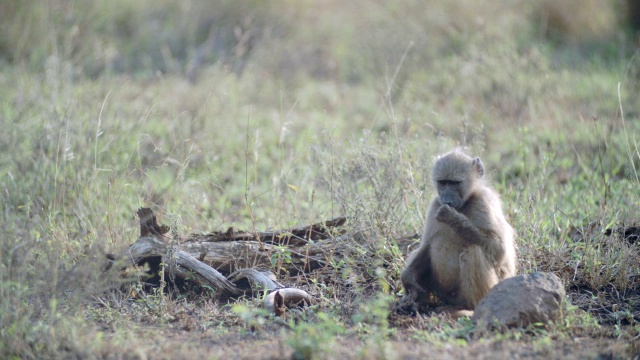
[471, 272, 565, 328]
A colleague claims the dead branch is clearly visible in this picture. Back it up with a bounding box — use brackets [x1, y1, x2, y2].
[179, 239, 329, 275]
[228, 268, 283, 294]
[111, 207, 419, 313]
[122, 236, 242, 296]
[111, 208, 349, 302]
[137, 208, 170, 238]
[184, 217, 347, 246]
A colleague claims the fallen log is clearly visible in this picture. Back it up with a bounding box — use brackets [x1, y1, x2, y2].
[179, 239, 331, 275]
[121, 235, 243, 296]
[113, 208, 421, 315]
[228, 268, 283, 294]
[135, 208, 347, 276]
[186, 216, 347, 246]
[115, 208, 347, 302]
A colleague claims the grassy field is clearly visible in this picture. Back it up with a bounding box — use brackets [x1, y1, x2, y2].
[1, 0, 640, 358]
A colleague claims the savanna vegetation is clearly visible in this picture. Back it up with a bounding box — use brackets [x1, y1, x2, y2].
[1, 0, 640, 358]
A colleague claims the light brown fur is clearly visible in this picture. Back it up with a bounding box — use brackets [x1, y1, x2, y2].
[399, 149, 516, 316]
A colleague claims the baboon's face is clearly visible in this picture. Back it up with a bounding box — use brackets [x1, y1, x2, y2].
[433, 151, 484, 210]
[436, 179, 465, 209]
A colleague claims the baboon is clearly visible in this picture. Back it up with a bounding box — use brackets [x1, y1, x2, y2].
[399, 149, 516, 315]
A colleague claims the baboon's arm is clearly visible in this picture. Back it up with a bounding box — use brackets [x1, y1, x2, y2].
[435, 204, 496, 248]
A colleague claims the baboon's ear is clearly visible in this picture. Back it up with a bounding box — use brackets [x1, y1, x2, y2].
[472, 157, 484, 178]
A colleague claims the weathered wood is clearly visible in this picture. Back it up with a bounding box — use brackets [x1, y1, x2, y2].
[179, 240, 329, 275]
[122, 236, 242, 296]
[116, 208, 349, 300]
[185, 217, 347, 246]
[228, 268, 283, 293]
[137, 208, 170, 238]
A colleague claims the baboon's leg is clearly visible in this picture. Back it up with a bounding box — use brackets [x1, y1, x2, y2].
[435, 306, 475, 319]
[458, 245, 499, 309]
[400, 244, 435, 308]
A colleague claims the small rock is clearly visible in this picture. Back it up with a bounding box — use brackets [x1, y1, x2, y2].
[471, 272, 565, 328]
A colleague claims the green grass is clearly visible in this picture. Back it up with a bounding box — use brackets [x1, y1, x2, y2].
[2, 0, 640, 358]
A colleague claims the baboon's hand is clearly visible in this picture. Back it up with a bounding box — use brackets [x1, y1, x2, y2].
[395, 294, 419, 316]
[436, 204, 457, 223]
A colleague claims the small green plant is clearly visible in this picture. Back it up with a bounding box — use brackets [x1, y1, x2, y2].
[132, 285, 171, 323]
[561, 301, 600, 331]
[270, 244, 292, 275]
[231, 303, 269, 334]
[352, 291, 396, 359]
[353, 267, 394, 335]
[287, 312, 345, 360]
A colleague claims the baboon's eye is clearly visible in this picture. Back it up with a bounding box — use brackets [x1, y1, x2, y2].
[437, 180, 461, 186]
